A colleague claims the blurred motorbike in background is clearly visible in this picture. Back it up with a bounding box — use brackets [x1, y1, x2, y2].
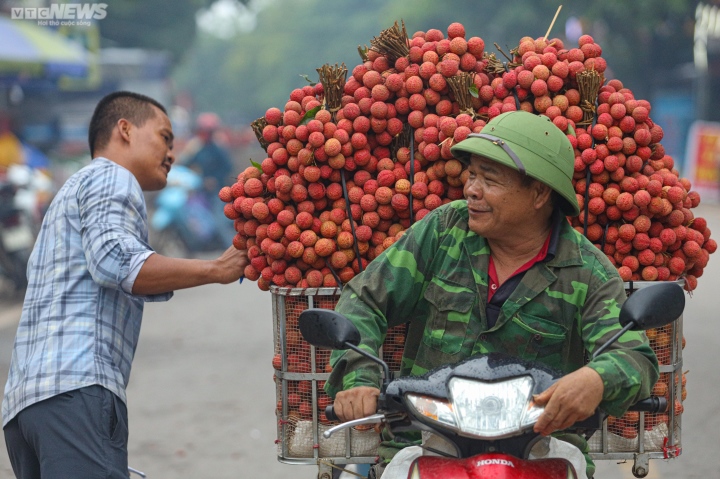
[0, 164, 52, 291]
[149, 165, 227, 258]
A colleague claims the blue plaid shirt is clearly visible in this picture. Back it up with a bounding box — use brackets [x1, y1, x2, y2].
[2, 158, 172, 427]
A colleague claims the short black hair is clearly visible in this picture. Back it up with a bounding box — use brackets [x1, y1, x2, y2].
[88, 91, 167, 157]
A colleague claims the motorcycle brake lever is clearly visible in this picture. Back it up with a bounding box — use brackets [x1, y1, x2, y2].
[322, 413, 385, 438]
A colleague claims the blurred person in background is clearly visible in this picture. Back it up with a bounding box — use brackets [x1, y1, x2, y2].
[0, 115, 23, 172]
[185, 112, 236, 244]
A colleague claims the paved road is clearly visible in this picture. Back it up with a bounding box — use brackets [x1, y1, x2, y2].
[1, 204, 719, 479]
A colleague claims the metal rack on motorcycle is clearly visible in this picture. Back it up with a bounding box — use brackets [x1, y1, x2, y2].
[271, 286, 403, 475]
[587, 279, 685, 478]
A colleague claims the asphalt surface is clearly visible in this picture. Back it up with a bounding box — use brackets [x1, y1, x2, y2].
[0, 204, 719, 479]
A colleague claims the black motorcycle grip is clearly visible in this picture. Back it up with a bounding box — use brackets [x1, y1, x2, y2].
[325, 405, 339, 422]
[628, 396, 667, 413]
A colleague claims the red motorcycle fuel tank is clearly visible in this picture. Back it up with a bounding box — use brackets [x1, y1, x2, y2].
[409, 453, 577, 479]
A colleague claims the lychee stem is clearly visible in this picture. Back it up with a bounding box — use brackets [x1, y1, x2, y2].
[577, 69, 603, 125]
[316, 63, 348, 119]
[251, 116, 269, 152]
[483, 52, 507, 75]
[369, 20, 409, 64]
[446, 72, 477, 119]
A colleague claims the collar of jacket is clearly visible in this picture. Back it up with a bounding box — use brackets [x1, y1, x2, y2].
[460, 211, 585, 331]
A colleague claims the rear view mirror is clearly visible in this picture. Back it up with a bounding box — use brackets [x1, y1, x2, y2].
[620, 282, 685, 331]
[298, 308, 361, 350]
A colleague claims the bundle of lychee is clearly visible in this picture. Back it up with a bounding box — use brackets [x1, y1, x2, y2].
[218, 20, 715, 293]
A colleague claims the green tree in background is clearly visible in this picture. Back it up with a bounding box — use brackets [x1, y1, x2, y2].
[98, 0, 249, 63]
[173, 0, 697, 124]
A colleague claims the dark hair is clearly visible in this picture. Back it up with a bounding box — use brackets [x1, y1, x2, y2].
[88, 91, 167, 157]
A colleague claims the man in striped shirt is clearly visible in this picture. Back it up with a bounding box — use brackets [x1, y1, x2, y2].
[2, 91, 248, 479]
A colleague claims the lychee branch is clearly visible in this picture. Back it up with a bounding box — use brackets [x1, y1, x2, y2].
[446, 72, 477, 118]
[577, 69, 603, 126]
[482, 52, 507, 75]
[251, 116, 270, 152]
[369, 20, 410, 64]
[316, 63, 348, 119]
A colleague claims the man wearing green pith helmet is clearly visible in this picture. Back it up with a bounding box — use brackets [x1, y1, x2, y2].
[325, 111, 659, 479]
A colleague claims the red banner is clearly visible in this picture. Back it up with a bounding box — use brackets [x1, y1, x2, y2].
[684, 121, 720, 204]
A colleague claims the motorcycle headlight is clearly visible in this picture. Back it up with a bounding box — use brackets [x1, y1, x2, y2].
[406, 376, 544, 439]
[450, 376, 543, 438]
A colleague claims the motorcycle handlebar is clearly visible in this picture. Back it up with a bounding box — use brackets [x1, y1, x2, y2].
[628, 396, 667, 413]
[324, 397, 666, 432]
[325, 405, 339, 422]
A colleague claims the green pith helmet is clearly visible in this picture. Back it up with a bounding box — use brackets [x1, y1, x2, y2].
[450, 111, 580, 216]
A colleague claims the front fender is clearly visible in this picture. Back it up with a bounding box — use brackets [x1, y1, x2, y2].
[410, 453, 576, 479]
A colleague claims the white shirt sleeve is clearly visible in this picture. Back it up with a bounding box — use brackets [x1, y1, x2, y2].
[120, 251, 155, 294]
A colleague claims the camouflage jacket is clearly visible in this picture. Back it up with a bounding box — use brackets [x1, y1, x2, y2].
[326, 200, 659, 418]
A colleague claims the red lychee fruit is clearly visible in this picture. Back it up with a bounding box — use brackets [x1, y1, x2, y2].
[618, 224, 636, 242]
[638, 249, 655, 266]
[286, 241, 305, 259]
[244, 178, 264, 197]
[615, 192, 635, 211]
[660, 228, 677, 246]
[618, 265, 633, 281]
[224, 203, 240, 220]
[633, 233, 651, 251]
[314, 238, 336, 257]
[306, 269, 323, 288]
[295, 211, 314, 230]
[682, 240, 702, 259]
[633, 190, 651, 208]
[218, 186, 233, 203]
[668, 256, 686, 275]
[641, 266, 658, 281]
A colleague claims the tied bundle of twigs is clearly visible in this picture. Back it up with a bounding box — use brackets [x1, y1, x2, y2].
[317, 63, 348, 118]
[368, 20, 410, 64]
[251, 117, 269, 151]
[482, 52, 507, 75]
[446, 72, 477, 117]
[576, 69, 603, 125]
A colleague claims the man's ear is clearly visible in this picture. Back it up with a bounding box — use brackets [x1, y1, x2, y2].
[117, 118, 132, 143]
[532, 181, 553, 210]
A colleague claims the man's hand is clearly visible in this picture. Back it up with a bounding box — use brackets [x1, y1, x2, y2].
[334, 386, 380, 422]
[532, 366, 604, 436]
[133, 247, 248, 295]
[212, 246, 248, 284]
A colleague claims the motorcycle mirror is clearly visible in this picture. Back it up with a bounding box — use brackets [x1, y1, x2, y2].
[298, 308, 361, 350]
[619, 282, 685, 331]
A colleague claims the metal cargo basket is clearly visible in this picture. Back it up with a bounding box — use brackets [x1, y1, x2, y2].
[588, 280, 686, 478]
[270, 286, 405, 469]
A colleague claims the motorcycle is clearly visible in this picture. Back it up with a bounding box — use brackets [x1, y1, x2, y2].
[297, 281, 685, 479]
[149, 165, 227, 258]
[0, 167, 40, 291]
